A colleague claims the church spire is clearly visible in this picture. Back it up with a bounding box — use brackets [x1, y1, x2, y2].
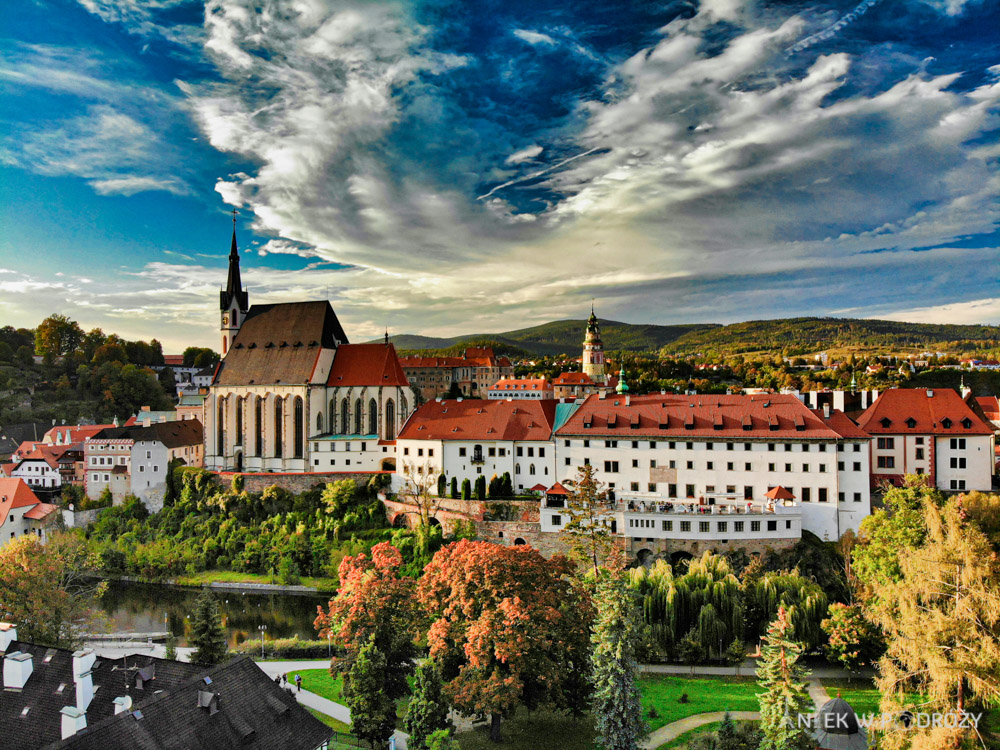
[221, 209, 249, 314]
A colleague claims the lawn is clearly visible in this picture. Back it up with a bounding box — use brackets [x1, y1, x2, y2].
[453, 707, 596, 750]
[305, 707, 351, 733]
[175, 569, 338, 592]
[819, 678, 883, 717]
[289, 668, 413, 726]
[656, 721, 722, 749]
[637, 675, 761, 731]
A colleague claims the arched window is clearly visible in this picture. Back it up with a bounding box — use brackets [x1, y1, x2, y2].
[235, 396, 244, 445]
[529, 464, 536, 475]
[254, 397, 263, 456]
[341, 399, 350, 435]
[385, 400, 395, 440]
[294, 397, 304, 458]
[316, 411, 323, 433]
[216, 398, 225, 456]
[354, 399, 362, 434]
[369, 399, 378, 438]
[400, 396, 408, 423]
[274, 397, 283, 457]
[329, 398, 336, 432]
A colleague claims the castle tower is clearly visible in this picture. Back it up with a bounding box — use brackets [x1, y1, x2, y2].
[582, 304, 606, 383]
[219, 212, 249, 355]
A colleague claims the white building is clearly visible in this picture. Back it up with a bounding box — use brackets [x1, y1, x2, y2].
[395, 399, 557, 493]
[857, 388, 995, 492]
[9, 446, 62, 491]
[486, 378, 554, 400]
[0, 478, 57, 547]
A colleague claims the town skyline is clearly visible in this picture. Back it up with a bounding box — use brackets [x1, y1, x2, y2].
[2, 0, 1000, 351]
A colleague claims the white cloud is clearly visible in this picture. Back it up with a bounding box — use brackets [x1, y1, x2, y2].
[881, 297, 1000, 326]
[505, 144, 543, 165]
[513, 29, 556, 46]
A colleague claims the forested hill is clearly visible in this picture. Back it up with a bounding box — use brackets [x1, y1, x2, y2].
[383, 316, 1000, 358]
[384, 319, 718, 356]
[661, 317, 1000, 357]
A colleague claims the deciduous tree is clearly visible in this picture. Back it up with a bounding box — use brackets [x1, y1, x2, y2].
[820, 602, 883, 674]
[35, 314, 83, 359]
[418, 540, 592, 742]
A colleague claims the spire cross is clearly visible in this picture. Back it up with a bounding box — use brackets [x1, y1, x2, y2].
[231, 208, 238, 227]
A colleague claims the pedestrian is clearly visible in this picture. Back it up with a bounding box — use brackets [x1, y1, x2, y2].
[281, 673, 287, 686]
[295, 673, 302, 693]
[273, 675, 280, 685]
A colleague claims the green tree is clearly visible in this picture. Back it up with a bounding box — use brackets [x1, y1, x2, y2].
[425, 729, 459, 750]
[35, 314, 83, 359]
[189, 589, 228, 665]
[724, 639, 748, 676]
[404, 661, 453, 750]
[563, 464, 615, 577]
[164, 632, 177, 661]
[678, 628, 707, 673]
[755, 607, 814, 750]
[591, 551, 647, 750]
[460, 478, 471, 501]
[820, 603, 883, 673]
[437, 474, 447, 497]
[474, 475, 486, 501]
[450, 477, 458, 499]
[346, 637, 396, 749]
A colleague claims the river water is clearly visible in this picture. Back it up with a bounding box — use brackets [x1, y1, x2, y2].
[98, 581, 330, 648]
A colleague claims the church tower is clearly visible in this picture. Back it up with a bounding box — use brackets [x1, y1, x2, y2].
[219, 214, 249, 355]
[582, 305, 606, 383]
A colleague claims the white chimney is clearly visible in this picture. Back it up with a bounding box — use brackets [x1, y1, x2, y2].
[114, 695, 133, 715]
[927, 390, 934, 398]
[60, 706, 87, 739]
[72, 649, 96, 678]
[823, 403, 831, 419]
[0, 623, 17, 653]
[76, 670, 94, 712]
[625, 395, 631, 407]
[4, 651, 33, 689]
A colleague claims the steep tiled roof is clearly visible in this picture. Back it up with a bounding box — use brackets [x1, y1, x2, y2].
[975, 396, 1000, 421]
[15, 444, 70, 469]
[23, 502, 58, 520]
[810, 409, 871, 440]
[51, 657, 332, 750]
[556, 393, 843, 439]
[400, 355, 468, 368]
[213, 302, 348, 386]
[43, 425, 112, 445]
[327, 343, 410, 387]
[398, 399, 557, 441]
[488, 378, 552, 392]
[90, 420, 203, 449]
[0, 643, 204, 750]
[162, 354, 185, 366]
[553, 372, 595, 386]
[0, 477, 41, 527]
[857, 388, 994, 435]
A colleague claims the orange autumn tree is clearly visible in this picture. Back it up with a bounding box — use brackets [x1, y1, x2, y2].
[314, 542, 418, 704]
[417, 540, 593, 743]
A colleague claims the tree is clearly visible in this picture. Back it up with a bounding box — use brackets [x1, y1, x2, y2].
[820, 602, 883, 674]
[474, 475, 486, 501]
[872, 497, 1000, 750]
[404, 660, 453, 750]
[189, 589, 228, 665]
[157, 366, 176, 396]
[346, 637, 396, 749]
[418, 540, 592, 742]
[450, 477, 458, 499]
[678, 628, 707, 672]
[724, 639, 748, 676]
[400, 462, 444, 554]
[460, 478, 471, 501]
[164, 632, 177, 661]
[315, 543, 417, 710]
[182, 346, 219, 367]
[591, 550, 647, 750]
[437, 473, 447, 497]
[425, 729, 459, 750]
[755, 607, 814, 750]
[0, 532, 106, 648]
[35, 314, 83, 359]
[563, 464, 615, 577]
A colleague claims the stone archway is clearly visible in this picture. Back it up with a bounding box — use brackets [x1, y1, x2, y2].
[670, 550, 694, 571]
[380, 458, 396, 471]
[234, 451, 243, 472]
[513, 538, 527, 546]
[636, 548, 655, 568]
[391, 514, 409, 529]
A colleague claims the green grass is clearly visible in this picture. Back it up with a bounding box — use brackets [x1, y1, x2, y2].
[306, 707, 352, 733]
[819, 678, 884, 717]
[655, 721, 722, 749]
[453, 707, 596, 750]
[175, 569, 338, 592]
[289, 669, 344, 703]
[637, 675, 761, 731]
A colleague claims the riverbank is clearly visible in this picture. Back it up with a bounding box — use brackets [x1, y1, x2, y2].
[100, 570, 339, 595]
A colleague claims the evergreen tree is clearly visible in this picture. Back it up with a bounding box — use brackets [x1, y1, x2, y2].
[403, 661, 453, 750]
[437, 474, 447, 497]
[591, 552, 647, 750]
[474, 475, 486, 501]
[164, 632, 177, 661]
[425, 729, 459, 750]
[501, 472, 512, 496]
[189, 589, 228, 665]
[563, 464, 614, 577]
[461, 479, 471, 501]
[755, 607, 814, 750]
[346, 637, 396, 749]
[450, 477, 458, 499]
[678, 628, 707, 673]
[717, 712, 738, 750]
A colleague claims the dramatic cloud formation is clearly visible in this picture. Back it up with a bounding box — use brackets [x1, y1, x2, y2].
[1, 0, 999, 348]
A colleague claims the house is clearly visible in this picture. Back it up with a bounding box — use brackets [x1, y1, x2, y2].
[974, 395, 1000, 429]
[0, 423, 47, 461]
[0, 478, 58, 547]
[486, 378, 554, 400]
[175, 392, 206, 422]
[9, 445, 66, 492]
[399, 347, 514, 402]
[396, 399, 558, 493]
[551, 371, 616, 400]
[857, 388, 995, 492]
[0, 626, 331, 750]
[550, 392, 872, 541]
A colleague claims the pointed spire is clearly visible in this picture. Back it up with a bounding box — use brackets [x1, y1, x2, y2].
[221, 210, 249, 313]
[849, 372, 857, 394]
[615, 367, 629, 394]
[384, 328, 389, 345]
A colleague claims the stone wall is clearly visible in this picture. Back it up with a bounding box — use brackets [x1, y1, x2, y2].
[216, 470, 388, 494]
[62, 507, 106, 528]
[382, 496, 539, 534]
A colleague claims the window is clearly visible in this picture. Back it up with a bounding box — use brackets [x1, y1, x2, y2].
[727, 462, 734, 470]
[706, 443, 714, 451]
[354, 399, 363, 434]
[744, 462, 751, 471]
[680, 521, 691, 532]
[838, 461, 845, 471]
[819, 464, 826, 473]
[651, 460, 657, 468]
[877, 456, 895, 469]
[418, 448, 424, 457]
[751, 520, 761, 532]
[768, 463, 775, 472]
[853, 461, 861, 472]
[838, 492, 845, 503]
[662, 520, 672, 531]
[273, 397, 283, 457]
[631, 482, 639, 491]
[699, 521, 710, 532]
[604, 440, 617, 448]
[528, 447, 535, 457]
[915, 448, 924, 460]
[727, 443, 734, 451]
[583, 439, 590, 447]
[950, 438, 967, 450]
[294, 397, 304, 458]
[818, 488, 828, 503]
[877, 437, 895, 449]
[768, 444, 776, 452]
[786, 520, 792, 529]
[686, 461, 694, 469]
[785, 444, 793, 452]
[734, 521, 744, 532]
[717, 521, 727, 533]
[632, 459, 639, 468]
[565, 457, 571, 466]
[668, 484, 677, 497]
[785, 463, 792, 472]
[538, 448, 545, 457]
[818, 444, 827, 452]
[767, 520, 777, 531]
[686, 442, 693, 450]
[648, 483, 656, 492]
[854, 492, 862, 503]
[488, 447, 496, 457]
[915, 437, 924, 445]
[604, 461, 619, 473]
[801, 487, 811, 502]
[551, 515, 562, 526]
[950, 457, 967, 469]
[685, 484, 695, 497]
[459, 447, 467, 456]
[517, 446, 523, 457]
[706, 461, 713, 470]
[950, 480, 966, 491]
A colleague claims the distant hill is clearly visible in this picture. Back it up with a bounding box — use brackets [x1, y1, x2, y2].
[662, 317, 1000, 356]
[377, 319, 718, 357]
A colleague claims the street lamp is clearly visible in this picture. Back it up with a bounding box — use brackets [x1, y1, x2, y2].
[258, 624, 267, 659]
[327, 632, 332, 658]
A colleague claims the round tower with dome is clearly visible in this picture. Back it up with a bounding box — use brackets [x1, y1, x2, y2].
[582, 305, 607, 384]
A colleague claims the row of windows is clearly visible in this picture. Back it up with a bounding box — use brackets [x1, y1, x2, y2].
[577, 457, 854, 474]
[618, 481, 863, 503]
[627, 518, 792, 533]
[564, 439, 859, 452]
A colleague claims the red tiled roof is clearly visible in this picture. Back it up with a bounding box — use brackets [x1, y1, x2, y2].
[163, 354, 185, 366]
[44, 424, 113, 444]
[765, 486, 795, 500]
[23, 502, 57, 520]
[546, 482, 569, 495]
[810, 409, 871, 440]
[488, 378, 552, 392]
[15, 444, 67, 469]
[975, 396, 1000, 421]
[399, 349, 511, 370]
[399, 355, 468, 368]
[397, 399, 556, 442]
[857, 388, 994, 435]
[530, 483, 548, 492]
[556, 393, 843, 439]
[327, 343, 410, 387]
[553, 372, 595, 386]
[0, 477, 41, 527]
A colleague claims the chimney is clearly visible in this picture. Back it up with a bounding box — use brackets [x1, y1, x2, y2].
[73, 649, 96, 677]
[823, 403, 831, 419]
[60, 706, 87, 739]
[73, 649, 96, 712]
[625, 395, 631, 407]
[113, 695, 133, 715]
[4, 651, 33, 689]
[0, 623, 17, 653]
[927, 390, 934, 398]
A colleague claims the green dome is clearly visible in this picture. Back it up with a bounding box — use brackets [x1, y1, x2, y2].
[615, 367, 629, 394]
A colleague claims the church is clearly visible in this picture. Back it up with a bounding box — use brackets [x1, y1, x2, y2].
[204, 224, 414, 473]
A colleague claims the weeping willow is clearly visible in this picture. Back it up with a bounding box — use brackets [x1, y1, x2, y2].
[629, 552, 743, 658]
[742, 570, 828, 649]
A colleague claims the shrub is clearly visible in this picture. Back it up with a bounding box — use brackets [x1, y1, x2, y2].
[228, 636, 342, 660]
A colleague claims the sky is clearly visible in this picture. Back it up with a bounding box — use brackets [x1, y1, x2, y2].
[1, 0, 999, 352]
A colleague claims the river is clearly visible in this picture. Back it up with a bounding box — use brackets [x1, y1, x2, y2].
[97, 580, 330, 648]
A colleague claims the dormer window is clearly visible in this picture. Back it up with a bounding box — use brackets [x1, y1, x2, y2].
[941, 418, 952, 429]
[905, 418, 916, 429]
[880, 417, 892, 428]
[961, 418, 971, 429]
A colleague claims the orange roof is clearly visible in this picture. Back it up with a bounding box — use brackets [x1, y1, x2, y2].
[163, 354, 185, 366]
[765, 486, 795, 500]
[556, 393, 844, 439]
[44, 424, 113, 445]
[530, 483, 548, 492]
[858, 389, 994, 435]
[0, 478, 42, 527]
[546, 482, 570, 495]
[553, 372, 595, 386]
[397, 399, 556, 442]
[327, 343, 410, 387]
[399, 355, 468, 368]
[975, 396, 1000, 421]
[399, 348, 511, 370]
[23, 502, 58, 520]
[488, 378, 552, 392]
[811, 409, 871, 440]
[15, 444, 67, 469]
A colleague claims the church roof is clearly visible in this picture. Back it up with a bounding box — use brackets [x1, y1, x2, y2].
[213, 302, 349, 386]
[327, 343, 410, 387]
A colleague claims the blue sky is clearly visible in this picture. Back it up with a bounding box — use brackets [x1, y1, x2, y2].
[1, 0, 998, 351]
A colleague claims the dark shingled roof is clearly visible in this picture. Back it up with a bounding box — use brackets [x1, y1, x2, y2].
[1, 642, 203, 750]
[213, 302, 349, 386]
[90, 420, 203, 449]
[48, 657, 332, 750]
